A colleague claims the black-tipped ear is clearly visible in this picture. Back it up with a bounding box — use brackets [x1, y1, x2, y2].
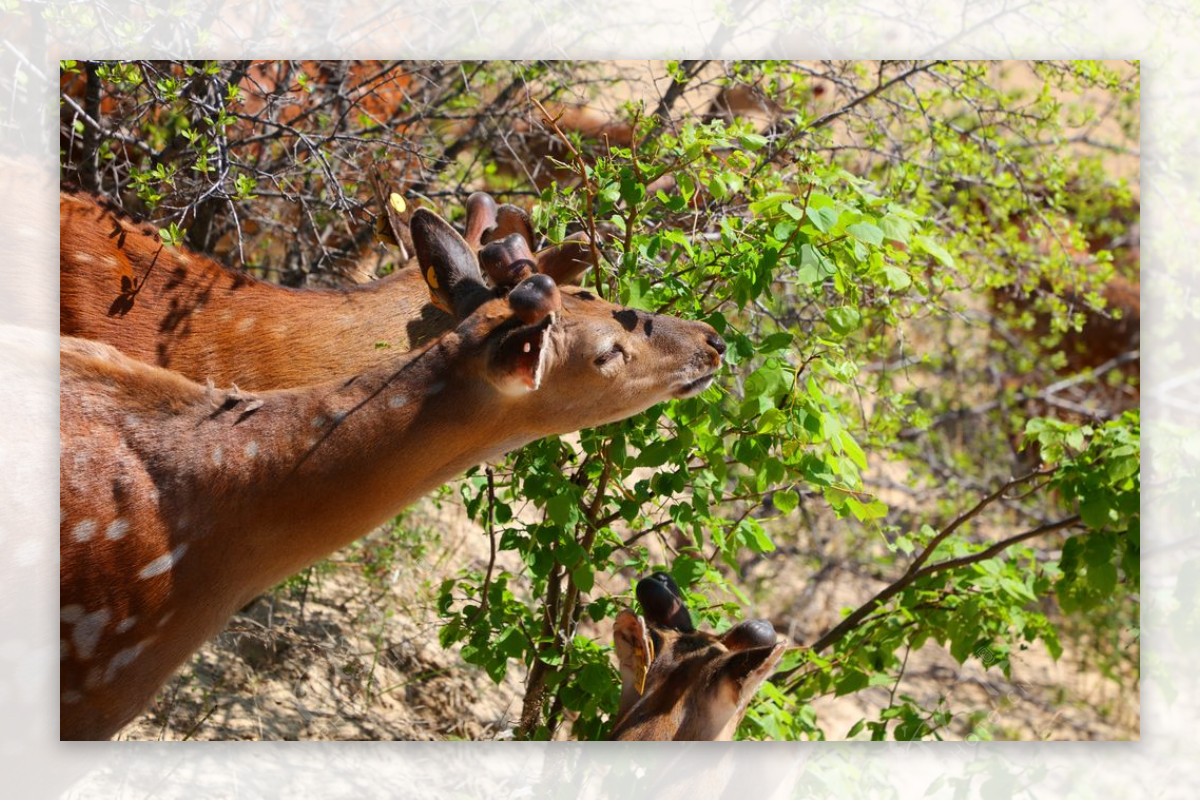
[463, 192, 499, 248]
[411, 208, 492, 320]
[486, 203, 536, 250]
[636, 573, 695, 633]
[535, 233, 594, 286]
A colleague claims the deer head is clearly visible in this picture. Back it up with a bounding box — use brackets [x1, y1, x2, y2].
[608, 573, 785, 741]
[60, 207, 725, 740]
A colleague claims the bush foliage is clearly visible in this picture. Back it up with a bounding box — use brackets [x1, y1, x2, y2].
[60, 59, 1140, 740]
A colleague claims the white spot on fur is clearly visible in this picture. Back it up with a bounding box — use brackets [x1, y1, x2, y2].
[73, 252, 96, 265]
[71, 519, 97, 543]
[244, 441, 259, 458]
[330, 410, 347, 424]
[156, 610, 175, 628]
[139, 543, 189, 580]
[237, 317, 255, 332]
[388, 394, 409, 408]
[103, 255, 120, 270]
[115, 616, 138, 635]
[105, 518, 130, 541]
[61, 605, 84, 624]
[104, 640, 149, 683]
[212, 445, 224, 466]
[311, 415, 327, 429]
[73, 608, 112, 661]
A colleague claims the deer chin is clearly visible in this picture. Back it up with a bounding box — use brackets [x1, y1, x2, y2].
[672, 372, 716, 399]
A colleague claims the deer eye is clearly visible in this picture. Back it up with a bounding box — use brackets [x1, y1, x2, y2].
[595, 343, 627, 368]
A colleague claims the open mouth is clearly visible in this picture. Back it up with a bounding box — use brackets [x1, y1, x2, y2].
[673, 373, 716, 399]
[498, 314, 555, 391]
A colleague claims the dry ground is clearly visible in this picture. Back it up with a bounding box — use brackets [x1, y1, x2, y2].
[118, 482, 1138, 742]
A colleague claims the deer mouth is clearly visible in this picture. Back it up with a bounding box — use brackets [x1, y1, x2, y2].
[495, 314, 556, 391]
[673, 372, 716, 399]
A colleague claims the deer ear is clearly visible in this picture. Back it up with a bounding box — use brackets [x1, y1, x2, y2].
[614, 609, 654, 709]
[535, 233, 594, 286]
[369, 166, 412, 262]
[411, 208, 491, 320]
[463, 192, 499, 249]
[717, 641, 785, 703]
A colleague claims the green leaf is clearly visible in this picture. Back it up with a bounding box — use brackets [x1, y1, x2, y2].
[807, 204, 839, 234]
[882, 266, 912, 291]
[835, 670, 869, 696]
[738, 132, 769, 150]
[546, 494, 578, 527]
[825, 306, 862, 335]
[847, 222, 884, 246]
[915, 235, 955, 268]
[773, 489, 799, 515]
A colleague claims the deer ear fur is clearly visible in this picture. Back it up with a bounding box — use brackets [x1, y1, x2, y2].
[614, 609, 654, 707]
[411, 208, 491, 320]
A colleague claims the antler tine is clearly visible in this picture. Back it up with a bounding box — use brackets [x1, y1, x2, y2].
[487, 203, 536, 250]
[507, 273, 561, 325]
[479, 233, 538, 289]
[463, 192, 499, 249]
[534, 232, 595, 286]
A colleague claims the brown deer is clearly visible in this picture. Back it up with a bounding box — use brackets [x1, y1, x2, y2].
[609, 573, 785, 741]
[60, 206, 725, 740]
[60, 187, 594, 391]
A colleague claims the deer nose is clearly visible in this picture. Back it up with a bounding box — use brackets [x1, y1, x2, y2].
[706, 332, 726, 358]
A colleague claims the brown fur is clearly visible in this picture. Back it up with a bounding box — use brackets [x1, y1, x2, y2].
[60, 190, 595, 391]
[609, 613, 784, 741]
[60, 210, 725, 740]
[60, 190, 452, 389]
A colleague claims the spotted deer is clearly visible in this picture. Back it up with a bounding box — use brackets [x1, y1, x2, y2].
[609, 573, 785, 741]
[60, 186, 594, 391]
[60, 205, 725, 740]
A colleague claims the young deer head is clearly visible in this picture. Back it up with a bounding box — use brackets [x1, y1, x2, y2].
[60, 208, 724, 740]
[59, 187, 594, 391]
[609, 573, 785, 741]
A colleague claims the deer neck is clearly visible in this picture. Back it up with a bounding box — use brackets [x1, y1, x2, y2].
[155, 333, 525, 604]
